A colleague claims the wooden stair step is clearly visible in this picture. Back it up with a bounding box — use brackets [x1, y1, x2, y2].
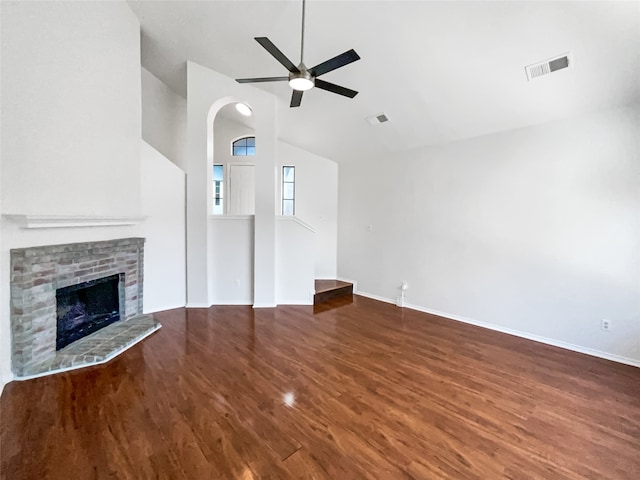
[314, 280, 353, 305]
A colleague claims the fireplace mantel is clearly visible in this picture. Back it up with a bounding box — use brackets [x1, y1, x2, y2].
[3, 214, 146, 229]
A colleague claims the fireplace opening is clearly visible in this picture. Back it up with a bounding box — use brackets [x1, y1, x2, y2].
[56, 273, 122, 350]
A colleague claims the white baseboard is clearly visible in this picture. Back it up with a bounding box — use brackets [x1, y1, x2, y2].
[144, 303, 186, 314]
[185, 302, 210, 309]
[354, 289, 394, 305]
[210, 301, 253, 306]
[277, 300, 313, 306]
[252, 303, 277, 309]
[355, 289, 640, 369]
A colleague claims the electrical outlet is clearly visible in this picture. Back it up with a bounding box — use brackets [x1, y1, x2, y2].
[601, 319, 611, 331]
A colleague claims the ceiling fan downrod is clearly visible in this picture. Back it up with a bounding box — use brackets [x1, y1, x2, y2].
[288, 0, 314, 91]
[300, 0, 306, 65]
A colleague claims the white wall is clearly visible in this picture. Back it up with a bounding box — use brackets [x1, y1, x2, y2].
[276, 217, 315, 305]
[0, 1, 4, 396]
[277, 141, 338, 279]
[208, 215, 316, 306]
[209, 216, 254, 304]
[142, 68, 187, 171]
[209, 117, 337, 304]
[1, 1, 141, 216]
[140, 141, 186, 312]
[0, 1, 143, 392]
[213, 118, 338, 279]
[339, 104, 640, 365]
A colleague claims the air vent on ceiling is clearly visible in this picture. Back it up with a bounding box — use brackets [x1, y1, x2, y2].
[367, 113, 390, 125]
[525, 52, 572, 81]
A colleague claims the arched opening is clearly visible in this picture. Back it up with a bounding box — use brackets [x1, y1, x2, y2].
[186, 70, 278, 309]
[203, 97, 259, 306]
[204, 96, 256, 216]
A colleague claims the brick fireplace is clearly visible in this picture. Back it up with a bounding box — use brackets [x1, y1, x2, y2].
[10, 238, 158, 377]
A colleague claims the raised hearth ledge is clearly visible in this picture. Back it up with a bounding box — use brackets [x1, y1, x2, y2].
[4, 214, 147, 229]
[14, 315, 161, 380]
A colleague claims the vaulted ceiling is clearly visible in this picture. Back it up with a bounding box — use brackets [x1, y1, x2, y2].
[128, 1, 640, 162]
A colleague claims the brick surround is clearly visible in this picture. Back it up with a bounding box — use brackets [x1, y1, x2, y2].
[10, 238, 145, 376]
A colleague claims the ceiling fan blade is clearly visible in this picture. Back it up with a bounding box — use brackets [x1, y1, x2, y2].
[310, 49, 360, 77]
[290, 90, 303, 107]
[314, 79, 358, 98]
[236, 76, 289, 83]
[255, 37, 300, 73]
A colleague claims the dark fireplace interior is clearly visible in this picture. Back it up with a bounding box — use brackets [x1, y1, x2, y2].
[56, 273, 122, 350]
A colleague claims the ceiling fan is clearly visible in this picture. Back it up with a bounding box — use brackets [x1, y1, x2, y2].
[235, 0, 360, 108]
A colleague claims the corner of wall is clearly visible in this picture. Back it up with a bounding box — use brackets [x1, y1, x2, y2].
[1, 371, 13, 398]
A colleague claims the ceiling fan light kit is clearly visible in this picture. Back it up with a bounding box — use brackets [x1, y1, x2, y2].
[289, 70, 315, 91]
[236, 0, 360, 107]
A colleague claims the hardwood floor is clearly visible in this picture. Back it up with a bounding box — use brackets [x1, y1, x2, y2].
[2, 295, 639, 479]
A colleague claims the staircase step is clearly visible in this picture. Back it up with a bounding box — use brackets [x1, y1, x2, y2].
[314, 279, 353, 304]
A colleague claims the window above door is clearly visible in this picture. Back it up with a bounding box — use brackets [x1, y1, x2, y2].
[232, 136, 255, 156]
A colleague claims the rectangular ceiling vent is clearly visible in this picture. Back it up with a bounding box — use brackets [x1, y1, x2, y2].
[367, 113, 390, 125]
[525, 52, 572, 81]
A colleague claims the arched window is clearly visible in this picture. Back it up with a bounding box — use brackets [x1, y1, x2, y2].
[232, 136, 255, 156]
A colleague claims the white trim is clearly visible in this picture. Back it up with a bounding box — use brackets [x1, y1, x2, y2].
[354, 289, 394, 305]
[186, 302, 210, 309]
[276, 215, 315, 233]
[3, 214, 146, 229]
[277, 300, 314, 306]
[253, 303, 277, 309]
[14, 324, 162, 381]
[355, 290, 640, 369]
[209, 301, 253, 306]
[208, 214, 254, 221]
[143, 304, 186, 314]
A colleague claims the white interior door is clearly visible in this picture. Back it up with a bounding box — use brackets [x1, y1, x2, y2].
[228, 164, 255, 215]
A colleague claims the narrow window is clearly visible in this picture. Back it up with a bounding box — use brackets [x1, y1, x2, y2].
[282, 166, 295, 216]
[213, 164, 224, 214]
[232, 136, 255, 156]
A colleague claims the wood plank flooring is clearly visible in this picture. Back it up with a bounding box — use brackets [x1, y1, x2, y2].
[2, 295, 639, 479]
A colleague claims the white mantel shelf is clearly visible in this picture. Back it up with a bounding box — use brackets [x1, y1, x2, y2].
[3, 215, 147, 229]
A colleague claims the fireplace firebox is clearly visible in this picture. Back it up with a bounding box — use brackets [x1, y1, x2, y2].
[56, 273, 123, 350]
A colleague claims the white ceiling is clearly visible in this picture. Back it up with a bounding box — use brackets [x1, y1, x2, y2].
[128, 1, 640, 162]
